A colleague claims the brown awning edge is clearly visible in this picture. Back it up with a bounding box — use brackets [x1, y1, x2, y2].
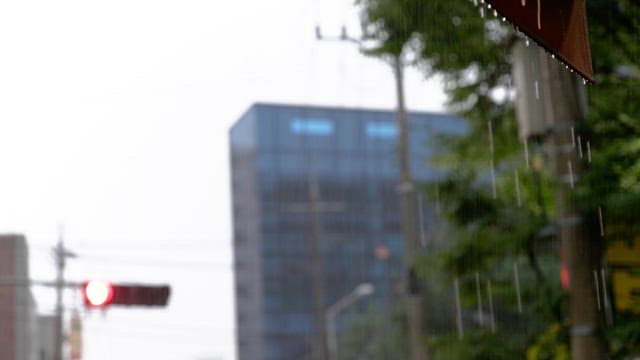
[482, 0, 594, 83]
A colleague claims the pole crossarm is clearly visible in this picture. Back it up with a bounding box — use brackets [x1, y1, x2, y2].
[0, 277, 81, 288]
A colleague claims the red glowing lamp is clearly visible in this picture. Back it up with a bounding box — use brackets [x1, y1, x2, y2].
[83, 280, 114, 307]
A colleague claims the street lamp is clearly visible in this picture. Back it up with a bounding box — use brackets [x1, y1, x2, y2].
[325, 283, 375, 360]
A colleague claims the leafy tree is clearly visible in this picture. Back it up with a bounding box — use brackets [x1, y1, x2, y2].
[355, 0, 640, 358]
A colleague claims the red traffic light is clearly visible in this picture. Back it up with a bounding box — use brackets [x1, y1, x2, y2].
[83, 280, 114, 307]
[82, 281, 171, 308]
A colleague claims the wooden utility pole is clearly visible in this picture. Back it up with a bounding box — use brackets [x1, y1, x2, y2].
[309, 173, 328, 360]
[538, 51, 607, 360]
[286, 171, 345, 360]
[393, 55, 428, 360]
[514, 39, 606, 359]
[315, 27, 427, 359]
[52, 228, 77, 360]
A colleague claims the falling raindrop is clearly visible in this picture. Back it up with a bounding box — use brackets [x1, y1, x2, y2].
[488, 120, 494, 155]
[578, 135, 583, 158]
[417, 193, 427, 247]
[514, 262, 523, 313]
[568, 161, 575, 188]
[536, 0, 542, 30]
[525, 38, 530, 47]
[598, 206, 604, 237]
[593, 270, 602, 311]
[487, 280, 496, 332]
[524, 139, 530, 169]
[475, 272, 484, 324]
[493, 9, 498, 17]
[490, 160, 497, 199]
[571, 127, 576, 148]
[454, 278, 464, 338]
[587, 141, 592, 163]
[534, 80, 540, 100]
[479, 6, 485, 18]
[601, 269, 613, 326]
[515, 169, 522, 207]
[435, 184, 442, 218]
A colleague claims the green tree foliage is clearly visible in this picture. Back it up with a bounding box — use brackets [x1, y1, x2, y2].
[356, 0, 640, 358]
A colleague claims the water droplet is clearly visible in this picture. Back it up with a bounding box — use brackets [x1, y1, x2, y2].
[523, 140, 530, 169]
[568, 161, 575, 188]
[493, 9, 498, 17]
[598, 207, 604, 236]
[525, 38, 530, 47]
[515, 169, 522, 207]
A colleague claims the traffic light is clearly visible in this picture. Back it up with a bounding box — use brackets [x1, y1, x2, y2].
[83, 280, 114, 307]
[82, 281, 171, 308]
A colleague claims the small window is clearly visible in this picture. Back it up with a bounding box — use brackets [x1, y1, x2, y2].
[366, 122, 397, 138]
[290, 118, 334, 135]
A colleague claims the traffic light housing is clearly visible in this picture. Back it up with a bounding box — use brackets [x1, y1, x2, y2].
[82, 281, 171, 308]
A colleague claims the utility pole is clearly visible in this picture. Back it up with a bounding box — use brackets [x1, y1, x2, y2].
[53, 229, 76, 360]
[315, 26, 427, 360]
[286, 171, 345, 360]
[393, 55, 428, 360]
[513, 39, 606, 359]
[309, 173, 328, 360]
[538, 51, 606, 360]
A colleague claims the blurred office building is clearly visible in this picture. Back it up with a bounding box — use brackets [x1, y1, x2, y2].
[0, 234, 38, 360]
[230, 103, 465, 360]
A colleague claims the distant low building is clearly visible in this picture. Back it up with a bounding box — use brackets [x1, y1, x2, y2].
[37, 315, 57, 360]
[230, 103, 465, 360]
[0, 234, 38, 360]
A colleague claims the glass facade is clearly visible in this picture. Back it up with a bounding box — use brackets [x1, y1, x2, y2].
[230, 103, 466, 360]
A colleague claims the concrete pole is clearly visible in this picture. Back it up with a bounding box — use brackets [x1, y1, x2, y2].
[309, 172, 328, 360]
[54, 240, 65, 360]
[537, 51, 607, 360]
[393, 55, 428, 360]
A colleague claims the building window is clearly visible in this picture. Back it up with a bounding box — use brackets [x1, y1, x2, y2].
[290, 118, 334, 136]
[366, 122, 397, 138]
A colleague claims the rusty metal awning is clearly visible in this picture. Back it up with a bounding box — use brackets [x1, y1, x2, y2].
[484, 0, 594, 82]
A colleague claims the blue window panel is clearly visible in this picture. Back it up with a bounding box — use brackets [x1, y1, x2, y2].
[290, 118, 334, 136]
[366, 122, 397, 138]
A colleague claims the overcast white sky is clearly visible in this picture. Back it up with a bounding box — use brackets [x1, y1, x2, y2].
[0, 0, 445, 359]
